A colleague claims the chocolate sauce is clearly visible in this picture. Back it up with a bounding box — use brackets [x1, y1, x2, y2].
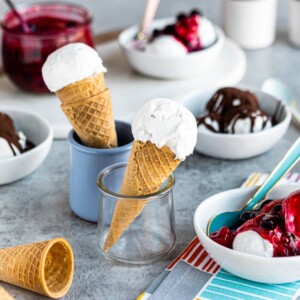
[197, 87, 274, 134]
[0, 112, 34, 156]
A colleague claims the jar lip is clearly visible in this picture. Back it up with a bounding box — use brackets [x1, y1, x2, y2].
[97, 162, 175, 200]
[1, 1, 92, 39]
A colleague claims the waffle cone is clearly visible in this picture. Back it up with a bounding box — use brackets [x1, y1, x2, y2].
[104, 141, 180, 252]
[0, 238, 74, 299]
[61, 89, 117, 148]
[0, 287, 14, 300]
[56, 73, 106, 106]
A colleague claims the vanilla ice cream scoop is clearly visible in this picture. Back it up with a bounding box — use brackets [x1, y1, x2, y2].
[145, 36, 187, 57]
[199, 16, 217, 48]
[42, 43, 107, 92]
[132, 98, 197, 160]
[233, 230, 274, 257]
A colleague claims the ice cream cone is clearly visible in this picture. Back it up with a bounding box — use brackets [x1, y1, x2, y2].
[0, 238, 74, 299]
[56, 73, 106, 106]
[42, 43, 117, 149]
[104, 140, 180, 252]
[61, 88, 117, 149]
[0, 287, 14, 300]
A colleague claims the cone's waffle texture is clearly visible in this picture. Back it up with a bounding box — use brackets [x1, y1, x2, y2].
[57, 73, 117, 148]
[0, 287, 14, 300]
[104, 141, 180, 252]
[56, 73, 106, 105]
[0, 238, 74, 299]
[61, 88, 117, 148]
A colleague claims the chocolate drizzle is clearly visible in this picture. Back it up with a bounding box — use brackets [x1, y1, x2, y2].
[197, 87, 275, 134]
[0, 112, 34, 156]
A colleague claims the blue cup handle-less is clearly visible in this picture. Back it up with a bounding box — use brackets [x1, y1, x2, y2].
[243, 137, 300, 211]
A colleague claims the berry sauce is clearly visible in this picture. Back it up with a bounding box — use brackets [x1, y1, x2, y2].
[151, 10, 203, 52]
[209, 191, 300, 257]
[1, 4, 94, 93]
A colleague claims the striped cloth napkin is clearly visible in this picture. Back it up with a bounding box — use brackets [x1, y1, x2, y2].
[138, 172, 300, 300]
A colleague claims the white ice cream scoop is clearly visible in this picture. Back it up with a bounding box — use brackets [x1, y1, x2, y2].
[233, 230, 274, 257]
[145, 36, 187, 56]
[42, 43, 107, 92]
[132, 98, 197, 160]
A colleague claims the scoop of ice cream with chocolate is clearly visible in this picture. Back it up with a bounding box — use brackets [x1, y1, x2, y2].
[197, 87, 273, 134]
[0, 112, 34, 159]
[145, 10, 217, 56]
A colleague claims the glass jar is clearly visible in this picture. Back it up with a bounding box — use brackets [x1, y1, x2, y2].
[97, 162, 176, 265]
[1, 2, 94, 93]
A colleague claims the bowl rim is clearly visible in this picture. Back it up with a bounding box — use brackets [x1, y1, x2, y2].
[192, 89, 292, 138]
[0, 106, 53, 162]
[194, 184, 300, 262]
[118, 17, 225, 61]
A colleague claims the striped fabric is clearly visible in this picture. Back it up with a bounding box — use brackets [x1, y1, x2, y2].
[138, 172, 300, 300]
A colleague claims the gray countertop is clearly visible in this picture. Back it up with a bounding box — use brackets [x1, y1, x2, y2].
[1, 0, 300, 299]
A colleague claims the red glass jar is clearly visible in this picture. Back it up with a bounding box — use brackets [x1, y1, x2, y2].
[1, 3, 94, 93]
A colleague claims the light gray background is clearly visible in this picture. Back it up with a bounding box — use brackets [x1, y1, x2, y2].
[1, 1, 300, 300]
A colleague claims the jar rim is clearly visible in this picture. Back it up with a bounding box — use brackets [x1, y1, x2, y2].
[0, 1, 92, 39]
[97, 162, 175, 200]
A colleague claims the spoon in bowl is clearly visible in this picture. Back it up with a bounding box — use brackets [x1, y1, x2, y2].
[135, 0, 160, 49]
[262, 78, 300, 128]
[207, 136, 300, 235]
[3, 0, 33, 33]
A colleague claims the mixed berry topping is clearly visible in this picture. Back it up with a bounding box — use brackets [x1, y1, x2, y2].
[151, 10, 203, 52]
[209, 190, 300, 257]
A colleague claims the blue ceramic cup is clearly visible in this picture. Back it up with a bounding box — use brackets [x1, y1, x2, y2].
[68, 121, 133, 222]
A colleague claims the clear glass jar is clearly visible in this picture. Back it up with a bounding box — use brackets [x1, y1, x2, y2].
[97, 162, 176, 265]
[1, 2, 94, 93]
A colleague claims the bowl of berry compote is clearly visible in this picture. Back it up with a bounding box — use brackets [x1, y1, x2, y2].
[1, 2, 94, 93]
[119, 9, 225, 80]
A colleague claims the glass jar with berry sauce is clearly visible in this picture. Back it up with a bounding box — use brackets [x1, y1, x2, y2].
[1, 2, 94, 93]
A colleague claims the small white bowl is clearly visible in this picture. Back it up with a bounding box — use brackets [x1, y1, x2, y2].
[118, 18, 225, 79]
[0, 107, 53, 185]
[182, 89, 291, 159]
[194, 184, 300, 284]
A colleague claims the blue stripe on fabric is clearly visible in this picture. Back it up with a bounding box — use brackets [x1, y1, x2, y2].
[206, 285, 266, 300]
[211, 278, 293, 299]
[200, 290, 239, 300]
[215, 273, 296, 295]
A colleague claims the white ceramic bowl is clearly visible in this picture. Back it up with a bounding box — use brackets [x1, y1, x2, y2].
[194, 184, 300, 284]
[182, 89, 291, 159]
[118, 18, 225, 79]
[0, 107, 53, 185]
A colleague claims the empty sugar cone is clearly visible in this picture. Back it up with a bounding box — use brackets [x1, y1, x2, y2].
[0, 238, 74, 299]
[61, 88, 117, 148]
[0, 287, 14, 300]
[104, 141, 180, 252]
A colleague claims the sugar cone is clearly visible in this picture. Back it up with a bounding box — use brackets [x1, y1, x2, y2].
[0, 287, 14, 300]
[56, 73, 106, 105]
[57, 73, 117, 149]
[0, 238, 74, 299]
[104, 141, 180, 252]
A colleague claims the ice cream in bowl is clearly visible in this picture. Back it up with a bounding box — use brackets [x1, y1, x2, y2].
[182, 86, 291, 159]
[119, 9, 225, 79]
[194, 184, 300, 284]
[0, 108, 53, 185]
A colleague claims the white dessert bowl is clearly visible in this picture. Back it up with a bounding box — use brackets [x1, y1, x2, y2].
[0, 107, 53, 185]
[118, 18, 225, 80]
[181, 89, 291, 160]
[194, 184, 300, 284]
